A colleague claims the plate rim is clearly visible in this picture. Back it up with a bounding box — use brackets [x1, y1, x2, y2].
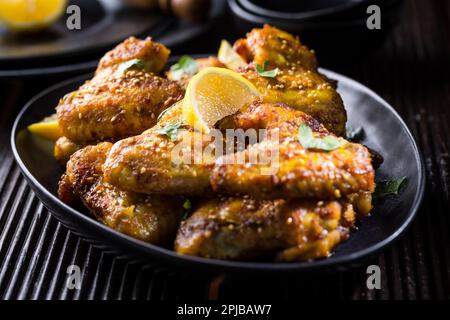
[0, 0, 226, 79]
[10, 66, 425, 272]
[238, 0, 368, 21]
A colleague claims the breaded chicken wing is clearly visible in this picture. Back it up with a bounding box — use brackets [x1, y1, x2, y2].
[233, 25, 317, 71]
[54, 136, 83, 164]
[55, 26, 377, 262]
[211, 104, 375, 199]
[56, 37, 183, 143]
[234, 25, 346, 136]
[96, 36, 170, 76]
[59, 142, 184, 244]
[104, 103, 374, 200]
[175, 196, 355, 261]
[103, 103, 215, 196]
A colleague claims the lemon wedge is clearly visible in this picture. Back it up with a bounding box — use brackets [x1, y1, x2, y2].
[183, 67, 260, 132]
[28, 114, 63, 141]
[0, 0, 67, 32]
[218, 40, 247, 70]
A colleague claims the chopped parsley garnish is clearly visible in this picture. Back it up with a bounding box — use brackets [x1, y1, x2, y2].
[170, 55, 199, 80]
[298, 123, 346, 151]
[255, 60, 279, 78]
[346, 125, 365, 142]
[373, 177, 407, 199]
[117, 58, 146, 73]
[181, 199, 193, 220]
[183, 199, 192, 210]
[155, 122, 182, 141]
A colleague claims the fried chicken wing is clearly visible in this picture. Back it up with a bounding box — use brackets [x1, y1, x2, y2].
[234, 25, 346, 136]
[103, 103, 215, 195]
[175, 196, 355, 261]
[56, 37, 183, 143]
[54, 136, 83, 164]
[212, 139, 374, 199]
[234, 25, 317, 71]
[96, 36, 170, 76]
[59, 142, 184, 244]
[211, 104, 375, 199]
[54, 26, 378, 262]
[104, 103, 374, 200]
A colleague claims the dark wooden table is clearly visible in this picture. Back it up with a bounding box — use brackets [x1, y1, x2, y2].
[0, 0, 449, 300]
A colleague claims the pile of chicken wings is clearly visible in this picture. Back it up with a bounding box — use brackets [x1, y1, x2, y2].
[57, 26, 375, 262]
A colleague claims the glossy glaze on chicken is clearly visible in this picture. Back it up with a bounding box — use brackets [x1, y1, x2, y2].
[57, 26, 375, 262]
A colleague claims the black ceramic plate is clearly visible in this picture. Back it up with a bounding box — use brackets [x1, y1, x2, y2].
[228, 0, 403, 62]
[0, 0, 226, 79]
[11, 61, 425, 273]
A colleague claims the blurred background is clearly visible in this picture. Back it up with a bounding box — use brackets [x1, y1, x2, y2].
[0, 0, 403, 76]
[1, 0, 450, 300]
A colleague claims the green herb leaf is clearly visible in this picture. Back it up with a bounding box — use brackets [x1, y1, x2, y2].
[298, 123, 346, 151]
[346, 125, 364, 142]
[373, 177, 407, 198]
[170, 55, 199, 81]
[183, 199, 192, 210]
[117, 58, 146, 73]
[155, 122, 182, 141]
[181, 199, 192, 220]
[255, 60, 279, 78]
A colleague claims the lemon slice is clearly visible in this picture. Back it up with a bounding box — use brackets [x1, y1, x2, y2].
[0, 0, 67, 32]
[28, 114, 63, 141]
[218, 40, 247, 70]
[183, 67, 260, 132]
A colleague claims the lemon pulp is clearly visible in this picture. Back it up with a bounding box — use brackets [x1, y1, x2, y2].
[28, 114, 63, 141]
[217, 40, 247, 70]
[0, 0, 67, 32]
[183, 67, 260, 132]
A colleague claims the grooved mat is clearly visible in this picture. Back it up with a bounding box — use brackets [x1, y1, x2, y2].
[1, 0, 449, 300]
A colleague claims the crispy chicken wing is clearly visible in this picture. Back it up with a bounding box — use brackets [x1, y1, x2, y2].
[96, 36, 170, 76]
[103, 103, 215, 195]
[54, 26, 377, 262]
[56, 37, 183, 143]
[175, 196, 355, 261]
[233, 25, 317, 71]
[54, 136, 83, 164]
[104, 103, 374, 200]
[59, 142, 184, 244]
[211, 103, 375, 199]
[234, 25, 346, 136]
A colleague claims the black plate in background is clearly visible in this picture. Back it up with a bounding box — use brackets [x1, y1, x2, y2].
[0, 0, 226, 79]
[0, 0, 169, 62]
[238, 0, 368, 21]
[11, 62, 424, 273]
[228, 0, 404, 64]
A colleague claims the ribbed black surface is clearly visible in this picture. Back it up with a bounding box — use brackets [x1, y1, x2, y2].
[1, 0, 449, 300]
